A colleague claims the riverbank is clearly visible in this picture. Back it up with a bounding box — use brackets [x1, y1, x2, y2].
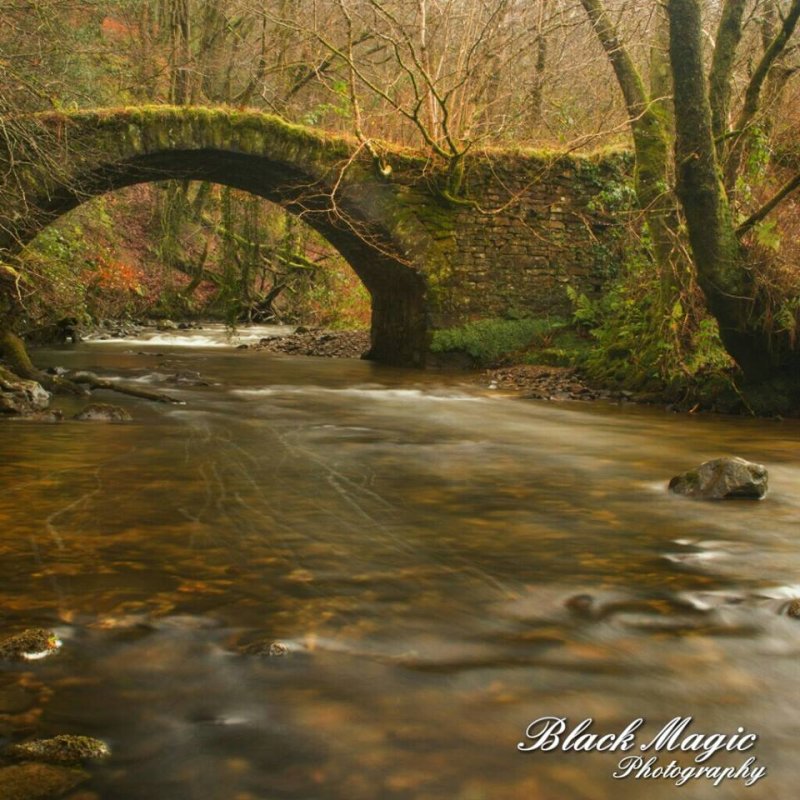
[0, 322, 778, 419]
[249, 327, 669, 408]
[250, 327, 778, 416]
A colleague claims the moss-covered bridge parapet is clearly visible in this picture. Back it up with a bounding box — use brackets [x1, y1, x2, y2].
[0, 106, 630, 366]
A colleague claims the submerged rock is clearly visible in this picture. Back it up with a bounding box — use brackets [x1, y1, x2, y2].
[9, 410, 63, 424]
[0, 763, 87, 800]
[0, 686, 35, 715]
[0, 368, 50, 416]
[238, 639, 290, 657]
[564, 594, 596, 618]
[7, 736, 110, 766]
[668, 457, 768, 500]
[0, 629, 61, 662]
[165, 370, 209, 386]
[73, 403, 132, 422]
[785, 599, 800, 618]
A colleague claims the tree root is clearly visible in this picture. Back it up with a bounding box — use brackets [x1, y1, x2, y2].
[66, 372, 181, 404]
[1, 330, 181, 405]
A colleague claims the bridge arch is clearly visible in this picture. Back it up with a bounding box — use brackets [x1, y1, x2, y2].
[1, 106, 628, 367]
[2, 108, 430, 365]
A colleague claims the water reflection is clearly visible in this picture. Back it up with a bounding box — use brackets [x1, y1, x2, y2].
[1, 334, 798, 798]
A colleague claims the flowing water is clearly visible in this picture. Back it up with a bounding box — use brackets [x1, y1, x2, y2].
[1, 327, 799, 799]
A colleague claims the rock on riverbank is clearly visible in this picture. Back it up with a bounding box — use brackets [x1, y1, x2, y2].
[0, 367, 50, 416]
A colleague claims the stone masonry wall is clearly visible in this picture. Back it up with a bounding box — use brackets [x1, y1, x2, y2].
[407, 150, 632, 328]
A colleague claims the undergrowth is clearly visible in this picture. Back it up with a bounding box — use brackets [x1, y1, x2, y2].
[430, 316, 584, 366]
[566, 255, 738, 408]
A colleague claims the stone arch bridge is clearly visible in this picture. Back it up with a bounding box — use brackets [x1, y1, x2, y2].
[0, 107, 627, 366]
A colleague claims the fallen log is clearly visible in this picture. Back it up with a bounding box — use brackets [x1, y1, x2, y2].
[66, 372, 181, 404]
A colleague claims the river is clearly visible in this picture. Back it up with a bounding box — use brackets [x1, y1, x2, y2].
[1, 326, 798, 799]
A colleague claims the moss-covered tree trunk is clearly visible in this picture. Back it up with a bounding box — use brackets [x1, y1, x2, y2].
[667, 0, 795, 383]
[0, 330, 46, 382]
[579, 0, 680, 306]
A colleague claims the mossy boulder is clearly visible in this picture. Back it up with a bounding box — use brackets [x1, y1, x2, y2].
[0, 763, 88, 800]
[0, 366, 50, 416]
[7, 736, 110, 766]
[0, 629, 61, 662]
[668, 457, 768, 500]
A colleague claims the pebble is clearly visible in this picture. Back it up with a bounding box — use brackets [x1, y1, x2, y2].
[478, 365, 610, 401]
[255, 329, 370, 359]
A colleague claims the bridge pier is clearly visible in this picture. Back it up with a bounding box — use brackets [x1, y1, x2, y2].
[367, 274, 429, 367]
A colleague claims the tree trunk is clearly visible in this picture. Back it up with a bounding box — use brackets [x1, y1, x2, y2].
[723, 0, 800, 194]
[0, 329, 44, 382]
[667, 0, 786, 381]
[580, 0, 678, 304]
[709, 0, 747, 153]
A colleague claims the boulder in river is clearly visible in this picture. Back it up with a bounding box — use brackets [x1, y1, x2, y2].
[73, 403, 132, 422]
[668, 457, 768, 500]
[7, 735, 110, 766]
[0, 367, 50, 416]
[0, 629, 61, 662]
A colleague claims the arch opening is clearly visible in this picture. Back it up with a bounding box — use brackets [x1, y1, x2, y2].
[12, 147, 428, 366]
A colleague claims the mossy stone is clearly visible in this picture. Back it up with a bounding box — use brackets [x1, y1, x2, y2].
[7, 735, 110, 766]
[0, 629, 61, 662]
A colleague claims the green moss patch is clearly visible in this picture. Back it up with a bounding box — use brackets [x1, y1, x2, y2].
[430, 316, 588, 367]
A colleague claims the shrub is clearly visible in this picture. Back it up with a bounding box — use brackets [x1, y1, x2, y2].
[567, 256, 736, 404]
